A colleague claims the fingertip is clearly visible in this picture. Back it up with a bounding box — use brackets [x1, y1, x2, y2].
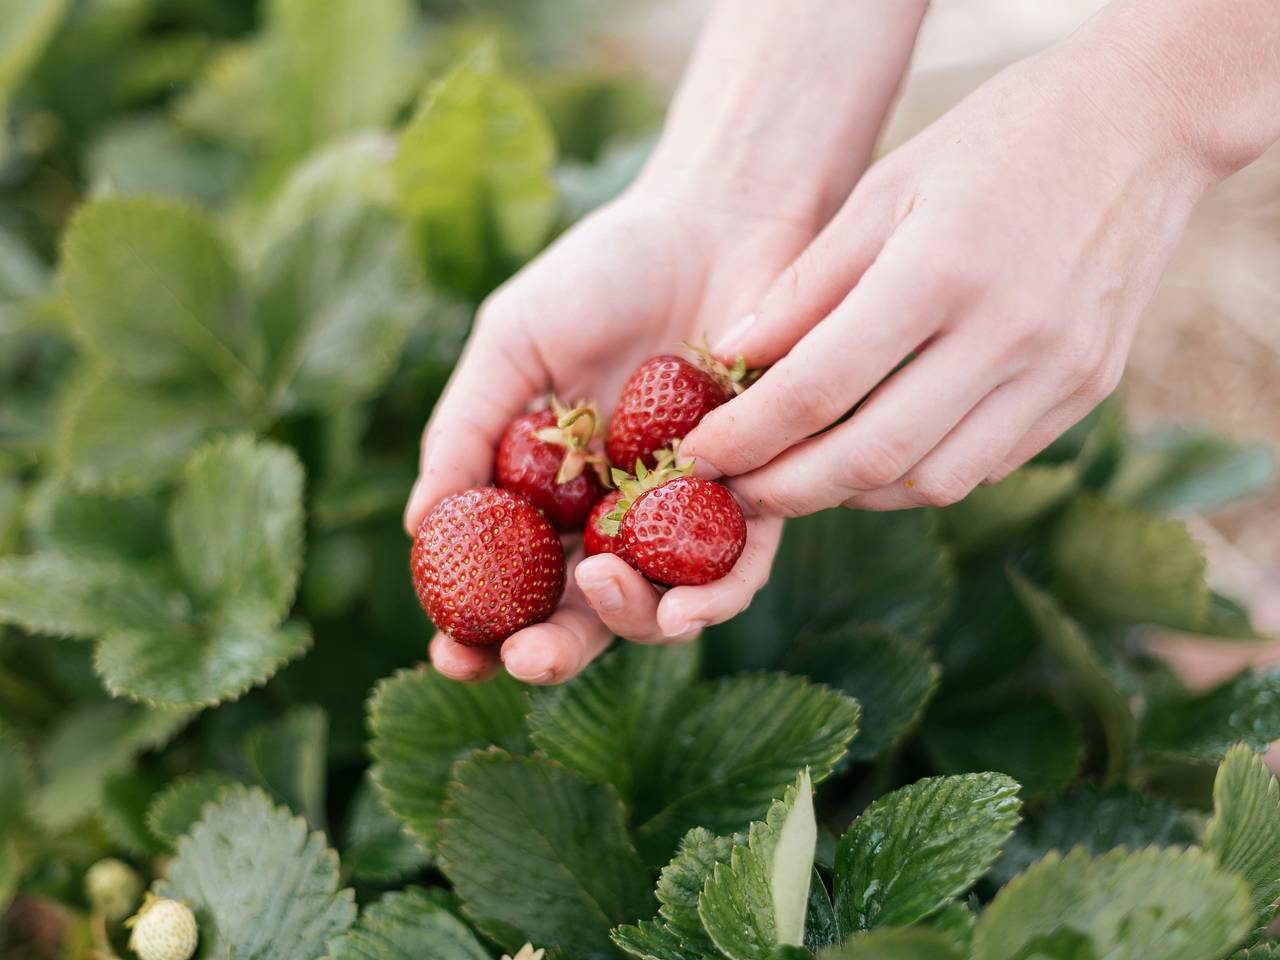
[430, 633, 499, 682]
[403, 479, 427, 536]
[501, 629, 560, 684]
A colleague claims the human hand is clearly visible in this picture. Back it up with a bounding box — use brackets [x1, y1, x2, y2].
[682, 37, 1214, 515]
[403, 186, 812, 684]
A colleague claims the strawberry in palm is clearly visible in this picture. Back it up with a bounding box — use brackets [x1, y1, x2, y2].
[598, 461, 746, 587]
[412, 488, 565, 646]
[496, 398, 608, 531]
[605, 348, 752, 472]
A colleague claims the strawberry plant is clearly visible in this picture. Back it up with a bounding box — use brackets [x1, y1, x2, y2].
[2, 1, 1280, 959]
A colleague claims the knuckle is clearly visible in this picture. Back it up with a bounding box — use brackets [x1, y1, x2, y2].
[911, 461, 982, 507]
[779, 364, 848, 428]
[845, 433, 912, 491]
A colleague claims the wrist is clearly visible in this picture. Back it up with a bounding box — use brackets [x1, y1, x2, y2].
[1064, 0, 1280, 184]
[633, 0, 928, 225]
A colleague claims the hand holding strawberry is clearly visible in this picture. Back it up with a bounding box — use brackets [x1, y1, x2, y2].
[404, 194, 797, 685]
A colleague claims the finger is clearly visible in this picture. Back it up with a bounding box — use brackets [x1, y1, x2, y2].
[430, 632, 501, 683]
[499, 585, 613, 685]
[403, 316, 543, 534]
[729, 328, 1009, 517]
[842, 379, 1059, 510]
[684, 237, 950, 479]
[655, 515, 784, 636]
[713, 168, 906, 365]
[575, 554, 670, 644]
[985, 374, 1123, 484]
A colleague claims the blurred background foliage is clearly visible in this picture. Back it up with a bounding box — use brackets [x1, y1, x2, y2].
[1, 1, 1280, 958]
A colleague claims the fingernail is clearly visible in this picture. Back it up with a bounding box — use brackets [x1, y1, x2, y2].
[665, 618, 707, 639]
[504, 645, 555, 683]
[689, 458, 722, 480]
[583, 575, 625, 612]
[714, 314, 756, 357]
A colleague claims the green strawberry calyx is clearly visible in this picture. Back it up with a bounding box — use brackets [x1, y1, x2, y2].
[596, 450, 694, 538]
[532, 396, 611, 486]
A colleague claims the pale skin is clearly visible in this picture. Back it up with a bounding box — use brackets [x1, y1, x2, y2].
[404, 0, 1280, 684]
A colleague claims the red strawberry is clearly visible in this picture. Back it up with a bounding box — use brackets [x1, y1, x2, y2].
[621, 476, 746, 586]
[606, 349, 749, 471]
[496, 400, 607, 531]
[411, 488, 565, 646]
[584, 490, 628, 560]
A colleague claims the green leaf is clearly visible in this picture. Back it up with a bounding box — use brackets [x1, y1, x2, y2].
[785, 624, 938, 761]
[244, 705, 327, 830]
[170, 435, 304, 622]
[990, 787, 1195, 888]
[1205, 744, 1280, 926]
[0, 0, 68, 164]
[528, 642, 701, 802]
[29, 701, 193, 831]
[253, 132, 398, 253]
[56, 373, 247, 492]
[612, 827, 734, 960]
[709, 509, 952, 672]
[146, 771, 243, 847]
[25, 483, 167, 563]
[180, 0, 414, 163]
[1108, 428, 1275, 514]
[921, 694, 1084, 798]
[87, 117, 247, 207]
[60, 198, 261, 402]
[834, 773, 1021, 932]
[0, 553, 185, 639]
[804, 874, 841, 951]
[816, 929, 963, 960]
[0, 726, 32, 831]
[100, 770, 165, 856]
[342, 774, 430, 884]
[395, 47, 558, 299]
[368, 668, 529, 851]
[254, 204, 427, 413]
[928, 565, 1039, 688]
[971, 847, 1253, 960]
[939, 464, 1077, 555]
[1140, 670, 1280, 761]
[160, 787, 355, 958]
[327, 887, 491, 960]
[95, 614, 313, 707]
[916, 903, 975, 950]
[1230, 948, 1280, 960]
[633, 673, 860, 864]
[1010, 570, 1133, 780]
[699, 771, 817, 959]
[439, 750, 653, 960]
[1048, 495, 1210, 630]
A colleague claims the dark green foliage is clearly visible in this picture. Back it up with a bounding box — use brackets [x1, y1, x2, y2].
[0, 3, 1276, 958]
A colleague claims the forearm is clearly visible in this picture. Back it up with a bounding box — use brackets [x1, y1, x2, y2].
[1068, 0, 1280, 182]
[638, 0, 929, 224]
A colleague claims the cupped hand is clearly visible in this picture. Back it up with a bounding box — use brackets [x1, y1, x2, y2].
[403, 185, 814, 684]
[682, 38, 1213, 515]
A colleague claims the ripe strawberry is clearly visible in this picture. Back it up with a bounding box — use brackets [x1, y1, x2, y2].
[412, 488, 565, 646]
[584, 490, 628, 560]
[126, 895, 198, 960]
[496, 400, 607, 531]
[606, 349, 750, 471]
[620, 476, 746, 586]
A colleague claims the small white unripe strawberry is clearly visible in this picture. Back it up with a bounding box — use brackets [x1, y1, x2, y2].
[126, 894, 198, 960]
[85, 858, 142, 922]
